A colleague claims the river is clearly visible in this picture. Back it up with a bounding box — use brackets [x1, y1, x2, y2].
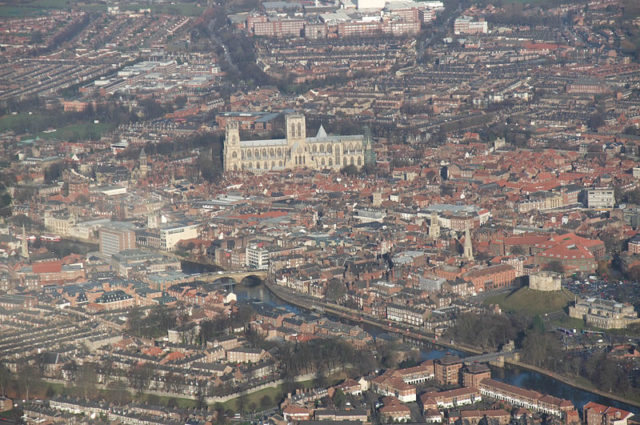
[235, 282, 640, 414]
[181, 261, 640, 414]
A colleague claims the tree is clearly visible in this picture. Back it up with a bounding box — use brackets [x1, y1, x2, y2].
[17, 363, 40, 401]
[237, 392, 249, 413]
[107, 380, 131, 405]
[543, 260, 564, 274]
[127, 307, 144, 336]
[259, 394, 272, 409]
[0, 183, 11, 217]
[76, 363, 98, 399]
[44, 162, 65, 183]
[196, 391, 207, 410]
[325, 279, 347, 302]
[341, 165, 359, 177]
[332, 388, 346, 408]
[0, 364, 11, 396]
[587, 113, 605, 132]
[520, 331, 561, 368]
[129, 363, 154, 394]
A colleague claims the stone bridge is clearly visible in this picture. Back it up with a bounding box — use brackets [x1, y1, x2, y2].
[192, 270, 268, 285]
[463, 351, 519, 367]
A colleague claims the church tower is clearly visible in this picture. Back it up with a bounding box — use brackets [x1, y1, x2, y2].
[286, 114, 306, 142]
[287, 114, 307, 168]
[429, 212, 440, 239]
[463, 226, 474, 261]
[139, 147, 148, 177]
[224, 121, 240, 172]
[363, 126, 376, 167]
[21, 225, 29, 260]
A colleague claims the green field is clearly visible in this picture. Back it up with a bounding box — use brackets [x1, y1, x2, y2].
[0, 113, 114, 141]
[36, 122, 115, 141]
[121, 2, 205, 16]
[0, 0, 74, 17]
[0, 0, 203, 17]
[221, 374, 345, 412]
[484, 286, 574, 316]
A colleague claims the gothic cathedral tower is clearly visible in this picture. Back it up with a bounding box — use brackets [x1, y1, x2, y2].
[287, 114, 306, 168]
[223, 121, 240, 172]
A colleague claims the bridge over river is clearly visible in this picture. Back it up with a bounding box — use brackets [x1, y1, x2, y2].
[198, 270, 267, 284]
[463, 350, 519, 367]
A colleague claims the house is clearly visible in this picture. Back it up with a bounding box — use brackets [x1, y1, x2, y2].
[420, 387, 481, 409]
[283, 405, 311, 422]
[226, 347, 269, 363]
[379, 403, 411, 422]
[370, 375, 417, 402]
[583, 402, 634, 425]
[454, 409, 511, 425]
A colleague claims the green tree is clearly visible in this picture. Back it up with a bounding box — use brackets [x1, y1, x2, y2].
[531, 315, 545, 333]
[332, 388, 346, 408]
[340, 165, 359, 176]
[17, 363, 40, 401]
[326, 279, 347, 302]
[129, 363, 154, 394]
[0, 364, 12, 396]
[543, 260, 564, 274]
[107, 379, 131, 405]
[76, 363, 98, 399]
[521, 331, 561, 368]
[259, 394, 272, 409]
[237, 392, 249, 413]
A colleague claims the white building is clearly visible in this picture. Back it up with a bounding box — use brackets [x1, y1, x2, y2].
[454, 16, 488, 35]
[246, 243, 270, 270]
[356, 0, 386, 10]
[587, 187, 615, 209]
[159, 223, 199, 250]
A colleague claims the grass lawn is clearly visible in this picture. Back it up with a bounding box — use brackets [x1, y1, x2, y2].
[221, 385, 283, 412]
[0, 0, 73, 17]
[547, 315, 587, 331]
[0, 0, 202, 17]
[36, 122, 115, 141]
[221, 374, 346, 412]
[0, 113, 43, 133]
[136, 392, 197, 409]
[118, 2, 205, 16]
[484, 286, 574, 316]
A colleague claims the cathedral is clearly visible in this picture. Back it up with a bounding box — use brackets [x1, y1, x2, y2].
[223, 113, 375, 173]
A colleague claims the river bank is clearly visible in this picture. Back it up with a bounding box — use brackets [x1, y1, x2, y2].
[261, 279, 640, 411]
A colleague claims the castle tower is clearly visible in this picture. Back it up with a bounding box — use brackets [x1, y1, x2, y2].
[139, 147, 148, 177]
[224, 120, 240, 172]
[21, 225, 29, 260]
[463, 226, 474, 261]
[429, 212, 440, 239]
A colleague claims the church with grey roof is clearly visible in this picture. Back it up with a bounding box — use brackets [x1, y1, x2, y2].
[223, 113, 374, 173]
